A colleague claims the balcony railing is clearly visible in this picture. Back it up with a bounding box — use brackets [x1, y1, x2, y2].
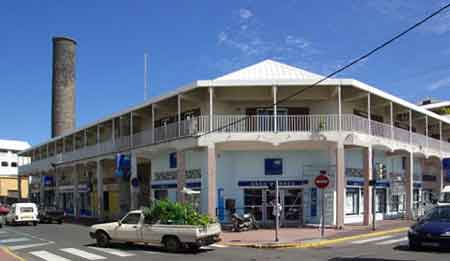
[21, 114, 450, 172]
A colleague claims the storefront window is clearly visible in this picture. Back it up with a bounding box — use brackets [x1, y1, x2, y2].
[375, 189, 387, 213]
[346, 188, 360, 215]
[244, 189, 263, 221]
[154, 190, 168, 200]
[391, 195, 400, 212]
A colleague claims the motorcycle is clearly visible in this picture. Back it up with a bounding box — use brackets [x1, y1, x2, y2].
[231, 212, 258, 232]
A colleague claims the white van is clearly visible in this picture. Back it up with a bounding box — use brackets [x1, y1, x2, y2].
[437, 186, 450, 206]
[5, 203, 39, 226]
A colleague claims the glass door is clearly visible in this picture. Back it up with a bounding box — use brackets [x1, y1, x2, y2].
[282, 189, 303, 226]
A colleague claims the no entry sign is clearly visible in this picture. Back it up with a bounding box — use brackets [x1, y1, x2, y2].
[315, 174, 329, 189]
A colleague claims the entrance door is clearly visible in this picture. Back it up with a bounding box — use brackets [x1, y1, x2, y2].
[282, 189, 303, 226]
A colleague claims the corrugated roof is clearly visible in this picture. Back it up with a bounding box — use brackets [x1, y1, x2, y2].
[214, 59, 323, 81]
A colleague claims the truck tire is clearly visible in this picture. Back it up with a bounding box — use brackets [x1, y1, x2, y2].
[33, 221, 38, 226]
[163, 236, 181, 252]
[96, 231, 110, 248]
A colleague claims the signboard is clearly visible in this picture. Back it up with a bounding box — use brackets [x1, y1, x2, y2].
[115, 153, 131, 179]
[315, 173, 329, 189]
[265, 158, 283, 175]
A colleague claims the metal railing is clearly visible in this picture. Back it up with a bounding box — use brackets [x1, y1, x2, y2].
[21, 114, 450, 172]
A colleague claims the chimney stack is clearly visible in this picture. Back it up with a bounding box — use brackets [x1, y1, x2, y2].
[51, 36, 76, 137]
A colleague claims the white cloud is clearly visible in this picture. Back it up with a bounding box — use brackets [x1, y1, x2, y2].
[429, 76, 450, 90]
[239, 8, 253, 19]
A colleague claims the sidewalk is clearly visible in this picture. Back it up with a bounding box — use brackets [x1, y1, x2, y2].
[0, 247, 23, 261]
[220, 219, 414, 248]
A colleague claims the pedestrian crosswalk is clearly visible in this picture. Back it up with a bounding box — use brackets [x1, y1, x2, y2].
[348, 233, 408, 247]
[29, 247, 136, 260]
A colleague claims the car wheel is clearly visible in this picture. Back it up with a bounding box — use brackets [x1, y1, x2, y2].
[33, 221, 37, 226]
[96, 231, 110, 248]
[164, 236, 181, 253]
[58, 219, 63, 224]
[409, 240, 421, 251]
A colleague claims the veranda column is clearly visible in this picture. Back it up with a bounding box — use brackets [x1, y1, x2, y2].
[363, 145, 373, 226]
[335, 142, 345, 229]
[439, 158, 444, 192]
[17, 174, 22, 202]
[207, 144, 217, 217]
[176, 150, 186, 203]
[130, 152, 139, 210]
[273, 85, 277, 132]
[73, 165, 79, 219]
[338, 85, 342, 131]
[96, 160, 104, 220]
[405, 152, 414, 220]
[178, 95, 182, 136]
[209, 87, 214, 132]
[54, 168, 60, 208]
[390, 102, 394, 140]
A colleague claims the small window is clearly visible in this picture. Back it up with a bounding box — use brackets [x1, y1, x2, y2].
[121, 213, 141, 225]
[169, 152, 177, 169]
[1, 162, 8, 167]
[11, 162, 17, 167]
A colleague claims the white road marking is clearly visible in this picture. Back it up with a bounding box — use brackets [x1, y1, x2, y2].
[351, 235, 396, 244]
[9, 241, 55, 250]
[88, 247, 135, 257]
[0, 231, 7, 234]
[30, 250, 72, 261]
[0, 237, 31, 244]
[375, 237, 408, 245]
[60, 248, 106, 260]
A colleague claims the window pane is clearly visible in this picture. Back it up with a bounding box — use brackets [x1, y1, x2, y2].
[244, 189, 262, 205]
[122, 213, 141, 224]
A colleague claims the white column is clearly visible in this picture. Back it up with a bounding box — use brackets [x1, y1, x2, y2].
[17, 174, 22, 202]
[409, 110, 412, 144]
[335, 142, 345, 229]
[209, 87, 214, 132]
[363, 145, 373, 226]
[96, 160, 104, 220]
[440, 121, 443, 153]
[405, 152, 414, 220]
[130, 152, 139, 210]
[176, 150, 186, 203]
[367, 93, 371, 135]
[112, 119, 116, 145]
[151, 106, 155, 143]
[338, 85, 342, 131]
[425, 115, 429, 150]
[439, 158, 445, 192]
[73, 165, 79, 219]
[207, 144, 217, 217]
[273, 85, 277, 133]
[178, 95, 182, 136]
[390, 102, 394, 140]
[130, 112, 134, 147]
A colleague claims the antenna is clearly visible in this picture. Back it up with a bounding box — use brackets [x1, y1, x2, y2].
[144, 52, 149, 100]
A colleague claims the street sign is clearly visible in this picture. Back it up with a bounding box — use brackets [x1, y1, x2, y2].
[315, 174, 329, 189]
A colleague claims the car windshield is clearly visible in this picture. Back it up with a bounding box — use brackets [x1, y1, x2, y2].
[439, 192, 450, 203]
[424, 206, 450, 222]
[20, 207, 34, 213]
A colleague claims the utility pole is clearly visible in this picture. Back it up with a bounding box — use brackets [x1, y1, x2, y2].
[275, 179, 280, 242]
[144, 52, 149, 100]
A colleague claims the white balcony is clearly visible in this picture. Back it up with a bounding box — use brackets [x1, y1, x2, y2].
[20, 114, 450, 173]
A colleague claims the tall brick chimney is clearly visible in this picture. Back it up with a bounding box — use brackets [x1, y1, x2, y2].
[51, 36, 76, 137]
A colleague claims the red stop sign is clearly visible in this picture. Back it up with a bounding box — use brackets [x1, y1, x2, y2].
[315, 174, 329, 189]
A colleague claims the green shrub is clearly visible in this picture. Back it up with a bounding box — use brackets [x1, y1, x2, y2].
[142, 199, 214, 226]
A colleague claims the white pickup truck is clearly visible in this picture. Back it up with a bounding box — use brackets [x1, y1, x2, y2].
[89, 210, 221, 252]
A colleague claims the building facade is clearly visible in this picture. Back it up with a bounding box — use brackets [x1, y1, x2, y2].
[0, 139, 31, 204]
[19, 60, 450, 227]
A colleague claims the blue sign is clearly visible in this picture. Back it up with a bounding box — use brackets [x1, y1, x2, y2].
[115, 154, 131, 179]
[217, 188, 225, 222]
[131, 177, 139, 188]
[151, 182, 201, 189]
[238, 180, 308, 187]
[169, 152, 177, 169]
[265, 158, 283, 175]
[43, 176, 54, 187]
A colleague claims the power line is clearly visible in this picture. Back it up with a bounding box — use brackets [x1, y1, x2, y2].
[197, 2, 450, 137]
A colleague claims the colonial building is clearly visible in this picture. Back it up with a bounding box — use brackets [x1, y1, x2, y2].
[0, 139, 30, 204]
[18, 60, 450, 227]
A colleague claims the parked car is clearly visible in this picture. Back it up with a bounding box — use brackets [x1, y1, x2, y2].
[438, 186, 450, 206]
[408, 205, 450, 250]
[38, 205, 65, 224]
[5, 203, 39, 226]
[89, 210, 221, 252]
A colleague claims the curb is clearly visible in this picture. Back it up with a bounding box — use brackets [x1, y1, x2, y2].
[0, 247, 26, 261]
[222, 227, 409, 249]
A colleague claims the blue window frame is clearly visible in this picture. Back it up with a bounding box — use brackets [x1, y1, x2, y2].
[169, 152, 177, 169]
[265, 158, 283, 175]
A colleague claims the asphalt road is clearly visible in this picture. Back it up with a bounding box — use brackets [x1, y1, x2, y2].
[1, 223, 449, 261]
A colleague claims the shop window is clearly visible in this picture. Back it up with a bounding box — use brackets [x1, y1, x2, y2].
[169, 152, 177, 169]
[391, 195, 400, 212]
[1, 161, 8, 167]
[375, 189, 387, 213]
[11, 162, 17, 167]
[346, 188, 360, 215]
[401, 157, 406, 170]
[265, 159, 283, 175]
[154, 190, 168, 200]
[244, 189, 263, 205]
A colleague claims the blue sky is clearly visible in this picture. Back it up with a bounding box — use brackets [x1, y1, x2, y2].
[1, 0, 450, 145]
